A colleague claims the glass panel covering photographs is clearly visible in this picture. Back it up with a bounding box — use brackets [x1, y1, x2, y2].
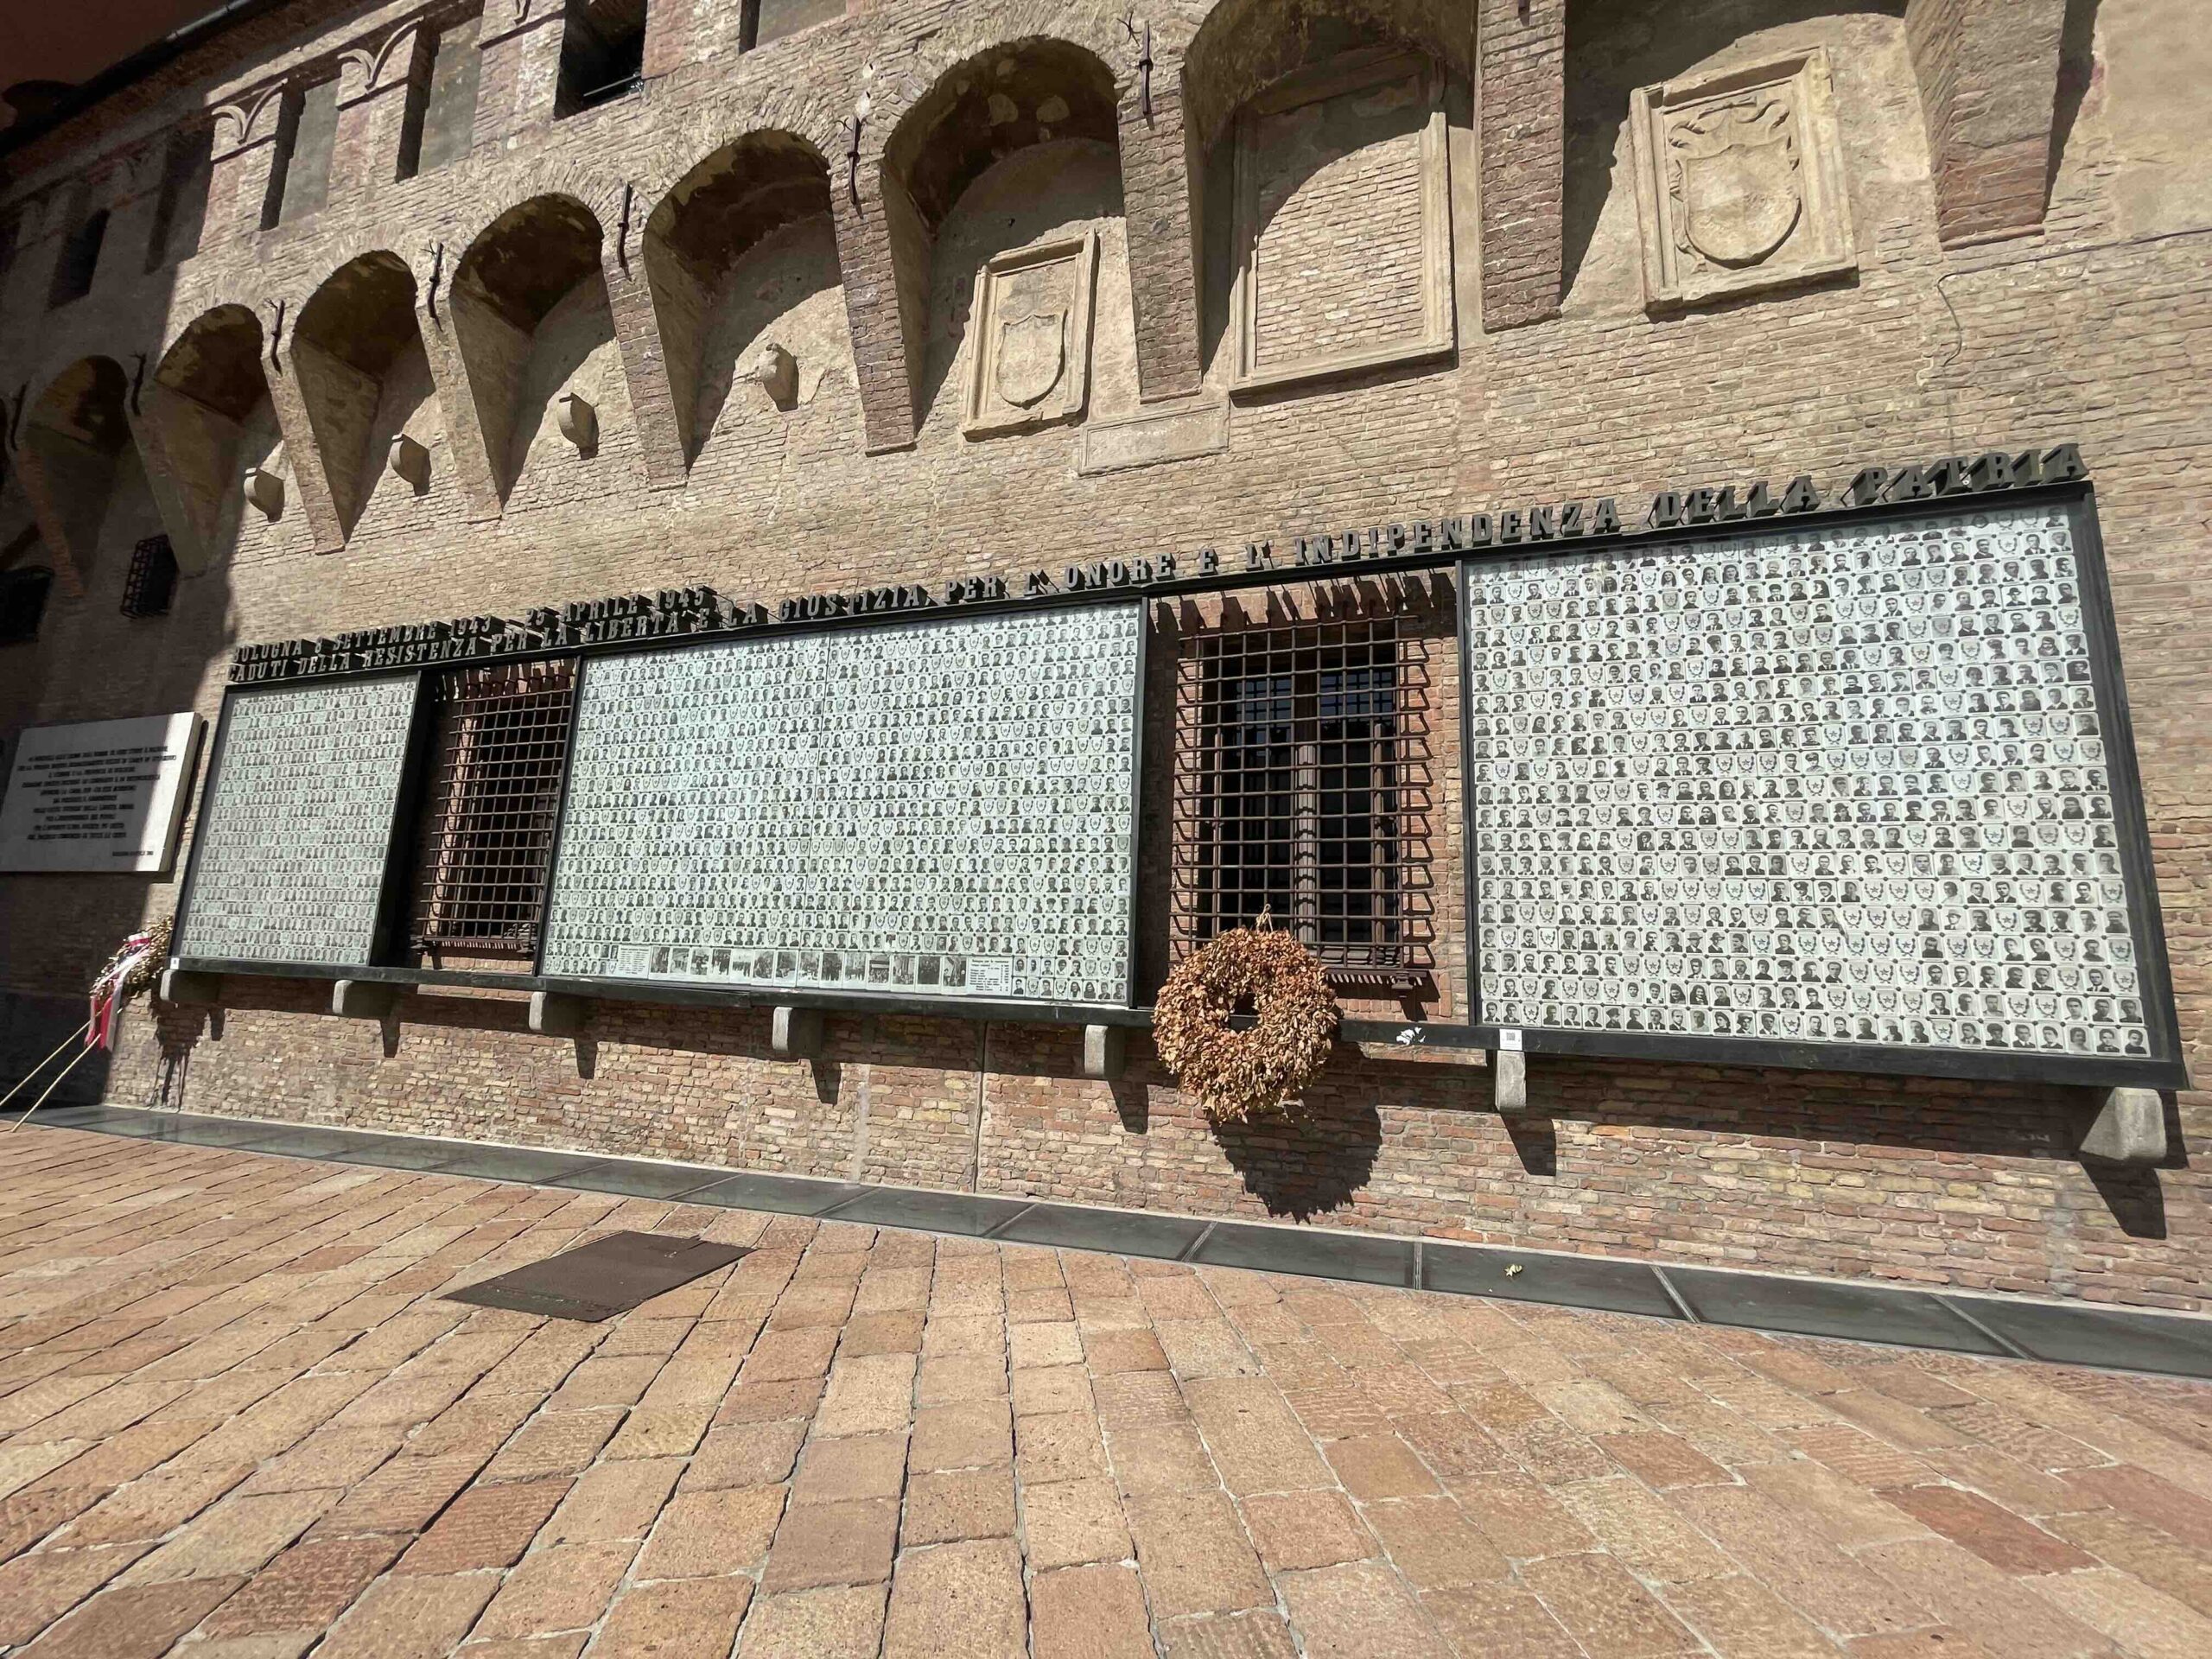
[1465, 502, 2158, 1062]
[177, 676, 417, 964]
[541, 605, 1141, 1006]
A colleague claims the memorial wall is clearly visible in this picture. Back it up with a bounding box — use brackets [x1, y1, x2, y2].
[163, 470, 2183, 1092]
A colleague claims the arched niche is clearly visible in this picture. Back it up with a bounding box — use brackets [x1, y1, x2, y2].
[447, 194, 609, 505]
[1181, 0, 1474, 390]
[13, 357, 137, 594]
[881, 38, 1124, 435]
[291, 252, 437, 539]
[644, 131, 846, 468]
[138, 304, 276, 573]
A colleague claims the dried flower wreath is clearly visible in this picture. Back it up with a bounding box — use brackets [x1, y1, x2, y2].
[1154, 923, 1338, 1123]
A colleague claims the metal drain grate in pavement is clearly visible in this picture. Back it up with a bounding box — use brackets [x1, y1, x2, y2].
[446, 1230, 749, 1322]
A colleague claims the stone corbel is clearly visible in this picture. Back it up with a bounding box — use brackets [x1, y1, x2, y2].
[2077, 1087, 2167, 1167]
[1478, 0, 1566, 330]
[263, 299, 365, 554]
[1905, 0, 2069, 244]
[1492, 1048, 1527, 1112]
[331, 980, 399, 1019]
[1083, 1025, 1127, 1081]
[1115, 51, 1203, 402]
[830, 156, 930, 454]
[412, 242, 512, 523]
[601, 187, 695, 490]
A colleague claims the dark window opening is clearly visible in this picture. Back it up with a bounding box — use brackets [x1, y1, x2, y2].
[0, 567, 54, 645]
[48, 209, 107, 307]
[410, 658, 577, 963]
[1174, 613, 1433, 979]
[121, 535, 179, 618]
[559, 2, 646, 115]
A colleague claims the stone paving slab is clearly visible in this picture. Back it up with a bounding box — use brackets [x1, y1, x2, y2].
[3, 1125, 2212, 1656]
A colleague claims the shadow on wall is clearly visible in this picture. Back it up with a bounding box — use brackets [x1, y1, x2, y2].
[2049, 0, 2104, 200]
[1211, 1095, 1385, 1220]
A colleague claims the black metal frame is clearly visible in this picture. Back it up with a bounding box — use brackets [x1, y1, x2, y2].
[1456, 483, 2185, 1090]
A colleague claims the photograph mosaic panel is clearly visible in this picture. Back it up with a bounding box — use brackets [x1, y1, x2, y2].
[1465, 502, 2156, 1061]
[542, 605, 1141, 1005]
[178, 677, 417, 964]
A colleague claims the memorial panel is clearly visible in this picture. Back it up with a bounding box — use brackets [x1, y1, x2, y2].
[1465, 501, 2169, 1068]
[177, 677, 418, 964]
[542, 605, 1141, 1006]
[0, 713, 203, 874]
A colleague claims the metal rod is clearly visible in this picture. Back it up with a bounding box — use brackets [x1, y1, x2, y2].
[0, 1020, 92, 1115]
[6, 1035, 98, 1131]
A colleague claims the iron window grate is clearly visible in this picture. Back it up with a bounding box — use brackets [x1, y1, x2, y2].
[1172, 611, 1433, 971]
[410, 658, 576, 962]
[122, 535, 178, 618]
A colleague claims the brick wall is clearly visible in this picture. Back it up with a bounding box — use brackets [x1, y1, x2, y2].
[7, 0, 2211, 1309]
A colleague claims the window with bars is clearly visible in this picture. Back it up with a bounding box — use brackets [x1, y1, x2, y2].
[409, 659, 575, 962]
[1173, 611, 1432, 980]
[121, 535, 178, 618]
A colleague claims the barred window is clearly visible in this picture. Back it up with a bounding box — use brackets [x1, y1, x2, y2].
[410, 659, 575, 962]
[1173, 609, 1432, 980]
[122, 535, 178, 618]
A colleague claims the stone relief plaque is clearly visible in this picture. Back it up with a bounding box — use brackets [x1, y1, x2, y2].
[541, 604, 1141, 1007]
[177, 677, 417, 964]
[1628, 48, 1855, 312]
[963, 231, 1098, 437]
[1465, 503, 2159, 1064]
[1232, 50, 1452, 393]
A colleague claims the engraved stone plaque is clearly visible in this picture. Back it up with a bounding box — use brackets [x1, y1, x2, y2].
[1465, 504, 2161, 1064]
[178, 676, 417, 964]
[542, 605, 1141, 1007]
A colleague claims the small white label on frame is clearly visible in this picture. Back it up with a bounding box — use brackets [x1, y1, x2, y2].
[1498, 1027, 1522, 1052]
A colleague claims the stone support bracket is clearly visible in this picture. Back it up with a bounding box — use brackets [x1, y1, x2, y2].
[159, 970, 223, 1007]
[2077, 1087, 2167, 1166]
[529, 992, 592, 1036]
[1082, 1025, 1126, 1081]
[332, 980, 400, 1020]
[1492, 1048, 1528, 1112]
[773, 1005, 824, 1059]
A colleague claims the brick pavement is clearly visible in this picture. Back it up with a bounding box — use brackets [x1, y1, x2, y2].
[2, 1127, 2211, 1657]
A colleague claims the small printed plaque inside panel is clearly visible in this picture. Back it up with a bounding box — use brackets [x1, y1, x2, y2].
[178, 677, 416, 965]
[1465, 502, 2160, 1063]
[543, 605, 1141, 1006]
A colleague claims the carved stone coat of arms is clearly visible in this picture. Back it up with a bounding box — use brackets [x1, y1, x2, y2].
[995, 308, 1066, 408]
[1629, 48, 1856, 312]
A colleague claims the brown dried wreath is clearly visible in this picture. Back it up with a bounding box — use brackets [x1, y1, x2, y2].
[1153, 925, 1339, 1123]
